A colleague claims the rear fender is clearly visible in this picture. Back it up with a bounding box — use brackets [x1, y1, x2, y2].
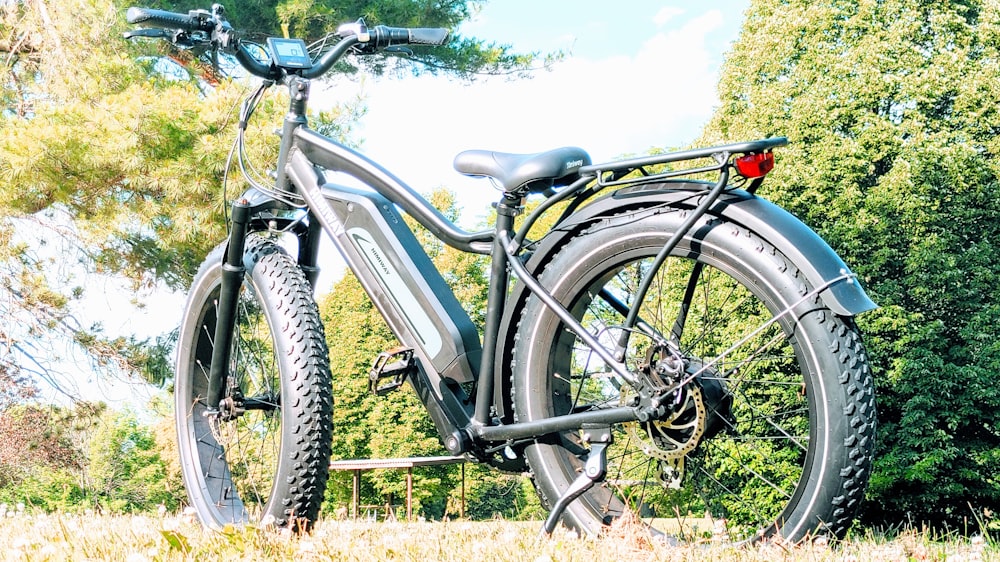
[492, 180, 876, 422]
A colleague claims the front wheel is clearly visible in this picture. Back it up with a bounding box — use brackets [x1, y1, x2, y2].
[512, 210, 875, 542]
[175, 235, 333, 529]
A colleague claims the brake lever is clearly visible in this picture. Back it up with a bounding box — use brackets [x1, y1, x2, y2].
[384, 46, 413, 56]
[123, 28, 170, 40]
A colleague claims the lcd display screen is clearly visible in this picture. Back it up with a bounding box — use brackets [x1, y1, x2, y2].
[266, 37, 312, 69]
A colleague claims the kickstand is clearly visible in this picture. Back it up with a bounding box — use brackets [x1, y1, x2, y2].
[540, 424, 612, 536]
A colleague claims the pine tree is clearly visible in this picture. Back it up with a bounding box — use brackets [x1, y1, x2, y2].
[0, 0, 532, 396]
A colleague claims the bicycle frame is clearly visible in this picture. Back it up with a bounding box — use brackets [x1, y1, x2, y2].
[126, 6, 879, 536]
[199, 73, 612, 454]
[206, 73, 867, 460]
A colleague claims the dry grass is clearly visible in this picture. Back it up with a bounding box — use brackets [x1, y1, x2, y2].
[0, 511, 995, 561]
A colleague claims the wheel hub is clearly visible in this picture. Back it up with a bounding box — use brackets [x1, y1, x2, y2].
[625, 348, 735, 487]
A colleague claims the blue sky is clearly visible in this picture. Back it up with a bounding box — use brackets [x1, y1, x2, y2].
[465, 1, 749, 60]
[321, 1, 752, 226]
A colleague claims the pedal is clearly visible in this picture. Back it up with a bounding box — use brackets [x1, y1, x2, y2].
[368, 347, 415, 396]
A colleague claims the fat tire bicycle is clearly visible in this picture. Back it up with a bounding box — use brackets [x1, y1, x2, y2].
[126, 4, 877, 542]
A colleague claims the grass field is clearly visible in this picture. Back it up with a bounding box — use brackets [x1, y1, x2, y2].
[0, 512, 994, 561]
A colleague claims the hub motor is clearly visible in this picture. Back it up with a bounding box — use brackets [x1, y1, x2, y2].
[625, 347, 735, 488]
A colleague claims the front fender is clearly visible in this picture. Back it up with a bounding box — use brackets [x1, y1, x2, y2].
[492, 181, 876, 422]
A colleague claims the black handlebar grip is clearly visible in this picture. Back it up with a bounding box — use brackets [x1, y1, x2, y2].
[373, 25, 449, 47]
[409, 27, 450, 45]
[126, 7, 210, 32]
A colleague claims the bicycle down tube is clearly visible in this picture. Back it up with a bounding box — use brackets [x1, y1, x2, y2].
[288, 151, 479, 453]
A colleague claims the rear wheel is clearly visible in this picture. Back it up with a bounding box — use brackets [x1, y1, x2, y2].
[175, 235, 333, 529]
[512, 210, 874, 542]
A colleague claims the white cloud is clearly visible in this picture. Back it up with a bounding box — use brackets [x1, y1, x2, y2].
[318, 9, 727, 226]
[653, 7, 685, 27]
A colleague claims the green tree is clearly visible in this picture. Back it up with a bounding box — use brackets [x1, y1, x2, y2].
[0, 401, 102, 511]
[451, 465, 543, 521]
[0, 0, 533, 398]
[1, 0, 264, 394]
[0, 397, 185, 514]
[701, 0, 1000, 527]
[87, 408, 184, 512]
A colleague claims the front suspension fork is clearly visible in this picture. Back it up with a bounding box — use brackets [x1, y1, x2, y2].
[206, 200, 252, 411]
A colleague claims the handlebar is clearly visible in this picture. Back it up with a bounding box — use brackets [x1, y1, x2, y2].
[124, 5, 450, 81]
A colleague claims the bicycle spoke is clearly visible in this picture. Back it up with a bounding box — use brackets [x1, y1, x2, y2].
[543, 250, 822, 539]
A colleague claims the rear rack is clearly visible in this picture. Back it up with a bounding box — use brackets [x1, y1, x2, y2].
[580, 137, 788, 188]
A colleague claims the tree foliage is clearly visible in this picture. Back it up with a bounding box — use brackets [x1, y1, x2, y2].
[1, 0, 257, 393]
[702, 0, 1000, 527]
[0, 405, 85, 485]
[453, 464, 543, 521]
[0, 399, 184, 512]
[0, 0, 532, 398]
[87, 408, 184, 512]
[0, 401, 97, 510]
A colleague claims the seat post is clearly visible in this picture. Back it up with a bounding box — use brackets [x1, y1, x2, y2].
[473, 191, 524, 426]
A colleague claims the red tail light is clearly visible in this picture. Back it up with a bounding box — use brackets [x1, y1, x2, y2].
[734, 152, 775, 178]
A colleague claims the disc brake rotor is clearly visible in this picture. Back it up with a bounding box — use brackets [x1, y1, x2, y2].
[622, 383, 709, 488]
[621, 344, 727, 489]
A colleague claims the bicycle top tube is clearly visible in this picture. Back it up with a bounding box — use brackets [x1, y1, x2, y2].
[293, 127, 494, 254]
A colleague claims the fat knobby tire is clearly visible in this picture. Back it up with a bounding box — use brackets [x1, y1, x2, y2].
[512, 209, 876, 542]
[175, 235, 333, 529]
